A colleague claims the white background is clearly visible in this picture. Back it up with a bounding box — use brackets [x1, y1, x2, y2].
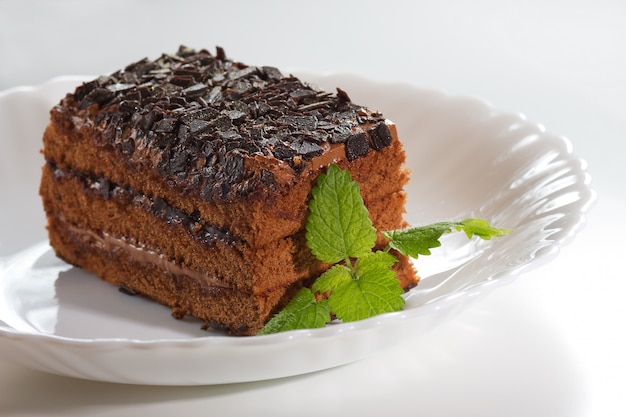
[1, 0, 624, 416]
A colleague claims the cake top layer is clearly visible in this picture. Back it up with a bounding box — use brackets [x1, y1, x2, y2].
[58, 46, 393, 202]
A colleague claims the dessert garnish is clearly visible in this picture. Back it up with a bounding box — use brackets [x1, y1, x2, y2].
[258, 164, 511, 334]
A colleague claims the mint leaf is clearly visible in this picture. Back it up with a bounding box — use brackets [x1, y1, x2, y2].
[383, 218, 511, 258]
[319, 251, 404, 322]
[383, 222, 455, 258]
[311, 264, 354, 294]
[257, 288, 331, 335]
[305, 164, 377, 264]
[355, 250, 399, 278]
[455, 218, 512, 240]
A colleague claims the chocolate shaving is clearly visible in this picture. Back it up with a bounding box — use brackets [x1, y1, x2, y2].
[79, 87, 115, 109]
[119, 286, 137, 296]
[336, 87, 351, 104]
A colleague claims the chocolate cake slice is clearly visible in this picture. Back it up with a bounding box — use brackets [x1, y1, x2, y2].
[39, 46, 418, 335]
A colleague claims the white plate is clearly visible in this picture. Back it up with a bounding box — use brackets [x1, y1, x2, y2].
[0, 74, 594, 385]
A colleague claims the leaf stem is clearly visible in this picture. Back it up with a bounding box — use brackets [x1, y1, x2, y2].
[344, 256, 355, 272]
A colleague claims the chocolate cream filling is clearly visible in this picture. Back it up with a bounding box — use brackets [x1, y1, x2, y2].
[61, 217, 233, 290]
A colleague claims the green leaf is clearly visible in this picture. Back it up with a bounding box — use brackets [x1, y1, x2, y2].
[355, 250, 399, 276]
[311, 264, 354, 294]
[383, 222, 456, 258]
[325, 251, 404, 322]
[257, 288, 331, 335]
[455, 218, 512, 240]
[305, 164, 377, 264]
[383, 218, 511, 258]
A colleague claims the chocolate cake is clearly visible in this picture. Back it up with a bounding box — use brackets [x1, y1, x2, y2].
[39, 46, 418, 335]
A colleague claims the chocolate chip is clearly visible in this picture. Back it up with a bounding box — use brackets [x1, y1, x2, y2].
[180, 107, 219, 124]
[205, 86, 222, 104]
[74, 79, 100, 101]
[345, 132, 370, 161]
[290, 140, 323, 160]
[137, 110, 158, 131]
[170, 75, 195, 87]
[188, 119, 212, 134]
[212, 115, 232, 131]
[222, 153, 245, 183]
[261, 66, 283, 80]
[222, 109, 248, 123]
[123, 90, 142, 102]
[154, 118, 178, 133]
[228, 66, 257, 80]
[119, 100, 141, 113]
[272, 144, 297, 160]
[368, 122, 393, 150]
[173, 68, 203, 79]
[336, 87, 352, 104]
[177, 124, 190, 141]
[290, 89, 317, 102]
[228, 79, 252, 95]
[79, 87, 115, 109]
[329, 125, 353, 144]
[218, 130, 241, 141]
[182, 83, 209, 98]
[278, 115, 318, 130]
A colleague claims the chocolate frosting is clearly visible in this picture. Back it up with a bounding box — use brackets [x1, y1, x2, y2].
[58, 46, 393, 203]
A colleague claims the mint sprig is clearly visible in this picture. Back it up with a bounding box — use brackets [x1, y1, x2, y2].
[258, 165, 511, 335]
[382, 218, 512, 258]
